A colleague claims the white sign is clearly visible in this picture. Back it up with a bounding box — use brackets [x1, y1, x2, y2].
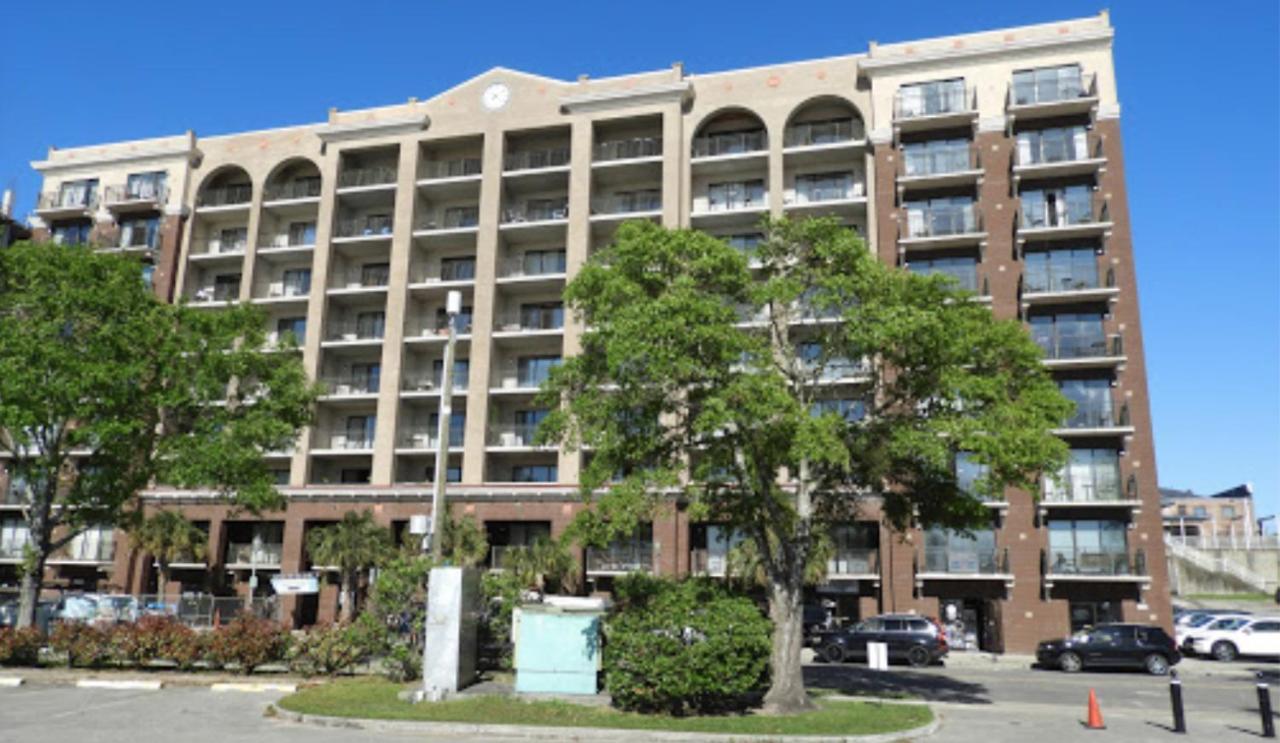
[867, 641, 889, 671]
[271, 574, 320, 595]
[409, 515, 431, 535]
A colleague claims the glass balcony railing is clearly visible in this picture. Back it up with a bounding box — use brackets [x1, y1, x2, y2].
[325, 320, 385, 342]
[1011, 72, 1096, 107]
[504, 147, 570, 172]
[104, 184, 167, 205]
[334, 216, 394, 238]
[197, 184, 252, 208]
[586, 542, 654, 573]
[893, 85, 975, 120]
[321, 434, 374, 451]
[503, 201, 569, 224]
[784, 119, 859, 148]
[421, 158, 482, 179]
[320, 375, 381, 396]
[224, 542, 283, 566]
[494, 308, 564, 332]
[901, 144, 976, 177]
[1044, 547, 1145, 577]
[38, 190, 98, 211]
[487, 423, 542, 448]
[692, 130, 767, 158]
[592, 192, 662, 215]
[594, 137, 662, 162]
[329, 267, 389, 290]
[704, 184, 767, 213]
[903, 204, 981, 238]
[264, 178, 322, 201]
[191, 283, 241, 303]
[1019, 197, 1108, 230]
[827, 548, 880, 576]
[1023, 267, 1102, 294]
[399, 428, 465, 449]
[418, 207, 480, 231]
[1043, 470, 1124, 503]
[253, 279, 310, 300]
[912, 265, 979, 292]
[337, 166, 397, 189]
[1015, 132, 1101, 167]
[1033, 328, 1121, 360]
[402, 370, 469, 393]
[922, 546, 1009, 574]
[792, 177, 862, 204]
[499, 255, 567, 279]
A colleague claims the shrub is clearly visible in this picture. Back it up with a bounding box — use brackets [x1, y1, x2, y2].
[0, 627, 45, 666]
[287, 621, 383, 677]
[115, 615, 204, 668]
[604, 576, 771, 715]
[206, 615, 290, 674]
[49, 622, 116, 668]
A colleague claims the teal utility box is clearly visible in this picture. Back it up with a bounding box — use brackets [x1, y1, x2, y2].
[513, 596, 607, 695]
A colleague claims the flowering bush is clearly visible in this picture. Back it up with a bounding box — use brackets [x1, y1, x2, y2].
[0, 627, 44, 666]
[206, 615, 290, 674]
[49, 622, 116, 668]
[115, 615, 205, 668]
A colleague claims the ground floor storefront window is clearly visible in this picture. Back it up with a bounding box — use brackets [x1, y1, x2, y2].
[1069, 599, 1122, 632]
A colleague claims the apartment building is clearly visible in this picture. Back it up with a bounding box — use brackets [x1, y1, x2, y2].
[4, 11, 1169, 651]
[1163, 484, 1261, 543]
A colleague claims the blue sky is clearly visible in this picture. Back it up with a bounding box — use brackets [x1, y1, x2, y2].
[1, 1, 1276, 517]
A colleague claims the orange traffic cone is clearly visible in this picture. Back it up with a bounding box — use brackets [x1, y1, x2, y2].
[1085, 688, 1106, 730]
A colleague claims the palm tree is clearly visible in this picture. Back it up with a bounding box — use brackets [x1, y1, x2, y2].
[505, 537, 577, 594]
[130, 510, 207, 606]
[306, 511, 393, 623]
[439, 507, 489, 568]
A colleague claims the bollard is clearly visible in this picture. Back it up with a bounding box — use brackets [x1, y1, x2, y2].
[1169, 669, 1186, 734]
[1258, 672, 1276, 739]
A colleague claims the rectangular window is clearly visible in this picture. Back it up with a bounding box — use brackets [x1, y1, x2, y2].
[1028, 312, 1107, 359]
[355, 311, 386, 339]
[907, 256, 978, 291]
[1069, 600, 1121, 633]
[517, 356, 561, 387]
[431, 358, 470, 389]
[510, 464, 558, 483]
[360, 262, 390, 287]
[1047, 519, 1128, 575]
[707, 180, 766, 211]
[351, 362, 381, 393]
[794, 171, 855, 203]
[339, 468, 371, 484]
[810, 398, 865, 422]
[522, 249, 566, 276]
[213, 274, 241, 301]
[215, 227, 248, 253]
[126, 171, 167, 200]
[902, 139, 971, 176]
[1023, 247, 1099, 293]
[1222, 506, 1236, 519]
[1017, 126, 1089, 165]
[1058, 378, 1113, 428]
[119, 216, 160, 248]
[57, 179, 98, 208]
[424, 465, 462, 483]
[904, 196, 976, 237]
[281, 268, 311, 296]
[344, 415, 376, 447]
[440, 257, 476, 281]
[1012, 65, 1084, 106]
[923, 527, 999, 573]
[434, 305, 473, 333]
[1046, 448, 1120, 503]
[956, 452, 991, 498]
[897, 78, 967, 117]
[276, 317, 307, 344]
[287, 221, 317, 246]
[519, 302, 564, 330]
[425, 411, 466, 444]
[52, 221, 93, 246]
[1020, 185, 1094, 228]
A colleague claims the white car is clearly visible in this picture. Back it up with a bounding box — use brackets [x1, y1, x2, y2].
[1188, 616, 1280, 661]
[1175, 612, 1250, 648]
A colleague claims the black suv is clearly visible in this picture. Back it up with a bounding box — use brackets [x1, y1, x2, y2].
[813, 614, 948, 668]
[1036, 623, 1180, 675]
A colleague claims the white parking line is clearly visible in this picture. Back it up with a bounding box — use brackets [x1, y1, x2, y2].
[75, 679, 163, 691]
[0, 677, 24, 687]
[210, 682, 297, 693]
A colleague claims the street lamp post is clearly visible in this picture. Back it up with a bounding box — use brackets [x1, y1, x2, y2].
[428, 290, 462, 562]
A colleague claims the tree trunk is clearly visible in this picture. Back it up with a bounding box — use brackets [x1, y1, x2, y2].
[157, 563, 170, 608]
[762, 574, 815, 714]
[16, 555, 46, 630]
[339, 572, 354, 624]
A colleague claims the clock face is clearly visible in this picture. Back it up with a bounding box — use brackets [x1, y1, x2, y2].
[482, 83, 510, 111]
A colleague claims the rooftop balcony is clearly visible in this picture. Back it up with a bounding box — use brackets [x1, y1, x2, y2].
[892, 85, 978, 133]
[196, 184, 252, 210]
[337, 166, 398, 191]
[103, 184, 167, 212]
[1008, 72, 1099, 120]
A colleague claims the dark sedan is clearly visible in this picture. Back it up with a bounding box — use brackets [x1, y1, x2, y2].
[1036, 623, 1180, 675]
[813, 614, 948, 668]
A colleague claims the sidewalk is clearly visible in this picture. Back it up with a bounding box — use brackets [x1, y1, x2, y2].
[0, 665, 308, 690]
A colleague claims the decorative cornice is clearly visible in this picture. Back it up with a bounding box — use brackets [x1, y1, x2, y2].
[860, 27, 1113, 74]
[316, 113, 430, 144]
[559, 81, 692, 114]
[32, 143, 200, 174]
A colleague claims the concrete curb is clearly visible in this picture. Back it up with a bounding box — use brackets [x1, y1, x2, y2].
[274, 708, 940, 743]
[0, 677, 24, 687]
[211, 682, 298, 693]
[76, 679, 164, 691]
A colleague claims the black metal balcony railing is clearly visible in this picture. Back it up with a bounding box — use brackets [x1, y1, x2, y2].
[338, 166, 397, 189]
[1010, 72, 1097, 107]
[264, 178, 322, 201]
[504, 147, 571, 172]
[224, 542, 283, 567]
[922, 546, 1009, 574]
[1044, 546, 1145, 577]
[827, 547, 880, 575]
[418, 206, 480, 231]
[705, 185, 767, 213]
[37, 189, 98, 211]
[594, 137, 663, 162]
[421, 158, 482, 179]
[592, 192, 662, 215]
[503, 201, 569, 223]
[334, 216, 394, 238]
[197, 184, 252, 208]
[893, 85, 975, 120]
[692, 129, 767, 158]
[784, 119, 860, 148]
[330, 267, 389, 290]
[586, 542, 654, 573]
[903, 204, 981, 238]
[104, 184, 167, 205]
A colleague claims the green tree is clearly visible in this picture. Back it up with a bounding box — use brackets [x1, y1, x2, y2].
[437, 506, 489, 568]
[539, 219, 1071, 712]
[129, 510, 208, 606]
[0, 243, 317, 629]
[305, 511, 394, 623]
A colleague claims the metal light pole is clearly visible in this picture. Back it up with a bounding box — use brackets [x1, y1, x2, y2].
[428, 290, 462, 563]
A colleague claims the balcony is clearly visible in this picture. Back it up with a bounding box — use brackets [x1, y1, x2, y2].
[586, 542, 654, 575]
[692, 183, 768, 227]
[264, 178, 322, 203]
[897, 143, 983, 194]
[502, 199, 568, 225]
[504, 147, 571, 174]
[591, 191, 662, 222]
[316, 433, 375, 453]
[189, 282, 241, 306]
[594, 137, 662, 164]
[323, 321, 385, 346]
[497, 254, 567, 284]
[251, 279, 310, 305]
[334, 216, 394, 241]
[405, 317, 472, 344]
[49, 537, 115, 565]
[785, 176, 866, 214]
[1043, 547, 1149, 584]
[36, 189, 99, 218]
[910, 263, 981, 294]
[337, 166, 397, 191]
[1055, 401, 1133, 438]
[1013, 132, 1106, 183]
[493, 308, 564, 337]
[416, 206, 480, 235]
[898, 204, 985, 251]
[827, 548, 880, 578]
[692, 129, 767, 161]
[420, 158, 482, 181]
[319, 375, 380, 399]
[1008, 72, 1099, 120]
[189, 234, 248, 262]
[1041, 471, 1138, 513]
[328, 267, 389, 295]
[0, 535, 31, 562]
[1017, 197, 1112, 243]
[803, 357, 872, 384]
[486, 423, 548, 450]
[397, 428, 465, 452]
[892, 85, 977, 133]
[1035, 330, 1125, 369]
[915, 547, 1013, 584]
[103, 184, 167, 212]
[224, 541, 283, 568]
[108, 227, 160, 257]
[197, 184, 252, 210]
[784, 119, 862, 150]
[401, 369, 469, 395]
[1022, 265, 1118, 305]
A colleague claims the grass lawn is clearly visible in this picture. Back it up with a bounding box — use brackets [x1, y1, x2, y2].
[277, 678, 932, 736]
[1185, 593, 1275, 602]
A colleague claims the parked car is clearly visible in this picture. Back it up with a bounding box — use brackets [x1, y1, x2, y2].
[1175, 612, 1250, 648]
[813, 614, 948, 668]
[1036, 623, 1180, 675]
[1187, 616, 1280, 661]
